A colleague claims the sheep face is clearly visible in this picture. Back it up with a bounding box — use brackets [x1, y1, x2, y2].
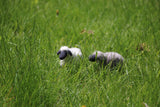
[57, 50, 72, 60]
[89, 51, 106, 63]
[89, 54, 96, 61]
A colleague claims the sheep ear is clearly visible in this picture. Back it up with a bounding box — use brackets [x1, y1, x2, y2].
[68, 50, 72, 56]
[57, 50, 61, 55]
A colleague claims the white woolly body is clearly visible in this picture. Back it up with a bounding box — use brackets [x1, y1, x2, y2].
[59, 46, 82, 66]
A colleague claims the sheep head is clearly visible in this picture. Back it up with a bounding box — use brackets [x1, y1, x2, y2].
[57, 50, 72, 60]
[89, 51, 105, 63]
[57, 46, 72, 60]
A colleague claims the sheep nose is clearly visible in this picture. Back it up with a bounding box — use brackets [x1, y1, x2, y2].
[89, 55, 96, 62]
[59, 51, 67, 60]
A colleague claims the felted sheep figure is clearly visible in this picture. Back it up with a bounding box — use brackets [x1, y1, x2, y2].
[89, 51, 124, 69]
[57, 46, 82, 66]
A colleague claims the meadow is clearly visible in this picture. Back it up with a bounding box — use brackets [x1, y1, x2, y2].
[0, 0, 160, 106]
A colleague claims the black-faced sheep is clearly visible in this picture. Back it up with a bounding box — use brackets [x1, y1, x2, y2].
[57, 46, 82, 66]
[89, 51, 124, 69]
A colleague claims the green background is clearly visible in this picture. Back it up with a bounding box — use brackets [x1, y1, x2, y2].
[0, 0, 160, 106]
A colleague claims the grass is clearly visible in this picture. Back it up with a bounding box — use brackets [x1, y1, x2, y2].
[0, 0, 160, 106]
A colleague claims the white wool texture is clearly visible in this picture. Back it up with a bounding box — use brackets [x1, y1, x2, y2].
[59, 46, 82, 66]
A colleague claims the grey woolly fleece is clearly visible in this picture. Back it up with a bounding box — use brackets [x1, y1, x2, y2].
[89, 51, 124, 68]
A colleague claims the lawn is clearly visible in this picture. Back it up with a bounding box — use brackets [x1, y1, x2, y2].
[0, 0, 160, 106]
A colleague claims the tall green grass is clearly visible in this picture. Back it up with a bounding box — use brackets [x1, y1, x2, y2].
[0, 0, 160, 106]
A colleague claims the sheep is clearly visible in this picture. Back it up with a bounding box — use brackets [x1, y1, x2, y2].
[89, 51, 124, 69]
[57, 46, 82, 66]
